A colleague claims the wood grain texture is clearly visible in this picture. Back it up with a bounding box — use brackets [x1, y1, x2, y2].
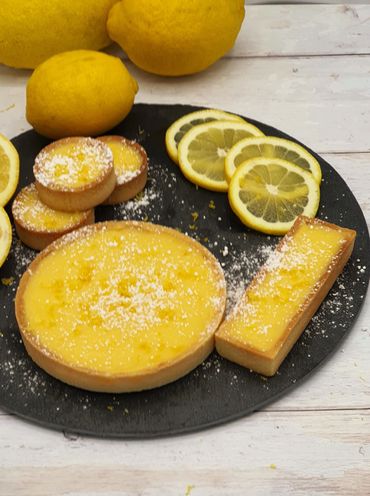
[0, 410, 369, 495]
[131, 55, 370, 155]
[233, 4, 370, 57]
[2, 54, 370, 153]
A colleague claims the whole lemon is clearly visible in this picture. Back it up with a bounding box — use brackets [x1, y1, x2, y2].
[26, 50, 138, 139]
[0, 0, 118, 69]
[107, 0, 245, 77]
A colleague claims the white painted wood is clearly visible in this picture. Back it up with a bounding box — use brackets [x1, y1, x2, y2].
[0, 4, 369, 495]
[0, 410, 369, 495]
[130, 55, 370, 155]
[1, 54, 370, 154]
[232, 4, 370, 57]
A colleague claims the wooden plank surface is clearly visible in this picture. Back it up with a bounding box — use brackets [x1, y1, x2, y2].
[2, 54, 370, 153]
[0, 4, 369, 495]
[233, 4, 370, 57]
[0, 410, 369, 495]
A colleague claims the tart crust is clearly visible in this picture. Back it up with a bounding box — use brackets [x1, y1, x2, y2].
[97, 136, 148, 204]
[34, 137, 116, 212]
[15, 221, 226, 392]
[216, 216, 356, 376]
[12, 183, 94, 251]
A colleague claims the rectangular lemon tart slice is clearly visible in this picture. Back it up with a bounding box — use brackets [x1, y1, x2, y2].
[215, 216, 356, 376]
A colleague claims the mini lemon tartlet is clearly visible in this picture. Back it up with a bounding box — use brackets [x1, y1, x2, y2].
[216, 216, 356, 376]
[33, 137, 116, 211]
[12, 183, 94, 251]
[97, 136, 148, 204]
[15, 221, 226, 392]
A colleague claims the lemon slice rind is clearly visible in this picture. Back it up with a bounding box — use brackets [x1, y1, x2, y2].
[228, 157, 320, 235]
[178, 120, 265, 192]
[0, 207, 12, 268]
[225, 136, 322, 185]
[0, 134, 20, 207]
[165, 109, 246, 164]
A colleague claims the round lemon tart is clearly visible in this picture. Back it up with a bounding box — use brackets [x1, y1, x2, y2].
[97, 136, 148, 204]
[15, 221, 226, 392]
[12, 183, 94, 250]
[34, 137, 116, 211]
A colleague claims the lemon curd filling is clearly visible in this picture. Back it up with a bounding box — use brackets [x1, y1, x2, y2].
[34, 138, 113, 189]
[21, 224, 225, 375]
[218, 220, 353, 355]
[106, 141, 143, 184]
[13, 184, 87, 231]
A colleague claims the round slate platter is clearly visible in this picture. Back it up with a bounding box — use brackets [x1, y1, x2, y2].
[0, 103, 369, 438]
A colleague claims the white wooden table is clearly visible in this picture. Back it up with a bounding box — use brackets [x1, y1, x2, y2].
[0, 4, 369, 495]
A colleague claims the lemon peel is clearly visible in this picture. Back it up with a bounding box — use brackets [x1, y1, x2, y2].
[26, 50, 138, 139]
[107, 0, 245, 76]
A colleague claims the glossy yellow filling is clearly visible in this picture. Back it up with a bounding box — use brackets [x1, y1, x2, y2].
[219, 222, 350, 354]
[36, 141, 111, 188]
[106, 141, 143, 183]
[22, 226, 224, 374]
[14, 184, 86, 231]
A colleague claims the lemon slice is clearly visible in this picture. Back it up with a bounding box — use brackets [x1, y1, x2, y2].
[165, 109, 246, 164]
[225, 136, 322, 184]
[228, 157, 320, 235]
[0, 134, 20, 207]
[178, 120, 264, 192]
[0, 207, 12, 268]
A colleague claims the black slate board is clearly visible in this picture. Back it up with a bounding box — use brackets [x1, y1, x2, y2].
[0, 103, 369, 438]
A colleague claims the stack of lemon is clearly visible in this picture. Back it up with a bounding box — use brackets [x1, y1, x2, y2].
[0, 135, 19, 268]
[166, 110, 322, 235]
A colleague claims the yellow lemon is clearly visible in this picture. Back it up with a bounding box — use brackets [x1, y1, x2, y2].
[0, 0, 118, 69]
[26, 50, 138, 139]
[165, 109, 246, 164]
[107, 0, 245, 76]
[178, 120, 264, 192]
[228, 157, 320, 235]
[225, 136, 322, 184]
[0, 134, 20, 207]
[0, 208, 12, 269]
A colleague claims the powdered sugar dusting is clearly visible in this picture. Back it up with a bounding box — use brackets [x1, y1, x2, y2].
[12, 183, 89, 232]
[116, 168, 142, 185]
[223, 242, 275, 314]
[113, 174, 163, 220]
[19, 223, 225, 373]
[11, 228, 36, 278]
[34, 137, 113, 189]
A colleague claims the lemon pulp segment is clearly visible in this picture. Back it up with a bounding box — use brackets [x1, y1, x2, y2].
[0, 207, 12, 268]
[225, 136, 322, 184]
[165, 109, 245, 164]
[229, 158, 320, 235]
[0, 152, 10, 194]
[0, 134, 20, 207]
[12, 184, 88, 232]
[217, 219, 354, 355]
[20, 223, 226, 375]
[178, 120, 264, 192]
